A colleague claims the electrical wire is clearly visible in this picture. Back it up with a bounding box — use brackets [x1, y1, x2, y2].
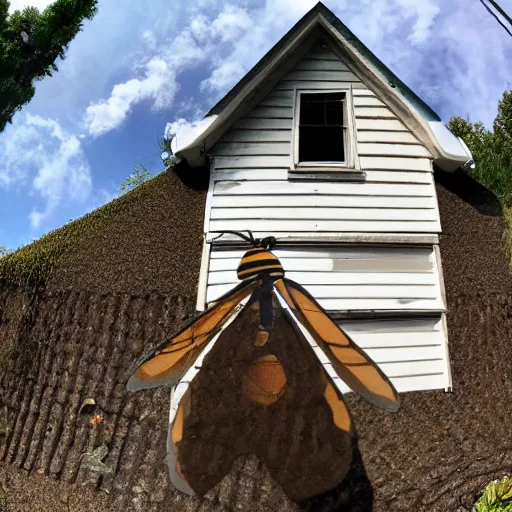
[486, 0, 512, 28]
[479, 0, 512, 37]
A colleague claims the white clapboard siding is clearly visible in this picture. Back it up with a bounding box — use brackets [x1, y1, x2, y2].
[214, 180, 434, 197]
[356, 118, 409, 131]
[207, 42, 439, 238]
[283, 70, 359, 82]
[353, 96, 385, 107]
[275, 81, 367, 91]
[211, 247, 433, 260]
[295, 59, 349, 71]
[214, 156, 291, 168]
[358, 156, 431, 171]
[233, 118, 293, 130]
[356, 131, 419, 144]
[209, 284, 437, 301]
[211, 207, 439, 221]
[260, 96, 294, 107]
[206, 246, 444, 311]
[357, 143, 431, 158]
[246, 106, 293, 119]
[355, 106, 397, 119]
[214, 155, 432, 172]
[212, 142, 291, 156]
[209, 256, 433, 273]
[214, 143, 430, 159]
[209, 219, 439, 233]
[214, 169, 432, 184]
[221, 129, 292, 143]
[294, 313, 449, 393]
[208, 271, 435, 286]
[301, 47, 341, 60]
[352, 88, 376, 96]
[211, 194, 436, 209]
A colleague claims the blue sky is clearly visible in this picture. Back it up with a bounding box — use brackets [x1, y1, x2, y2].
[1, 0, 512, 250]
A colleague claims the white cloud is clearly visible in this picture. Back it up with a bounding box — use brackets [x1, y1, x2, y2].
[85, 57, 178, 137]
[201, 61, 247, 92]
[192, 0, 511, 127]
[83, 23, 208, 137]
[209, 5, 253, 42]
[164, 116, 218, 153]
[0, 114, 92, 229]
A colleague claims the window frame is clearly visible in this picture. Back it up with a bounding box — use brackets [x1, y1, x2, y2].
[290, 87, 362, 179]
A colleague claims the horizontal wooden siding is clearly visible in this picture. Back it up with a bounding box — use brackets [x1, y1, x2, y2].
[206, 246, 444, 312]
[209, 44, 438, 236]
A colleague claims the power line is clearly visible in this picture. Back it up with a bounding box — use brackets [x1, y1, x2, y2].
[486, 0, 512, 28]
[479, 0, 512, 37]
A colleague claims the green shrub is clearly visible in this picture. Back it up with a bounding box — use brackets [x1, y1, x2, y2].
[473, 476, 512, 512]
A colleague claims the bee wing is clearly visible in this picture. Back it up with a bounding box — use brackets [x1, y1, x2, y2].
[320, 369, 353, 435]
[274, 278, 400, 413]
[166, 384, 195, 496]
[126, 279, 259, 392]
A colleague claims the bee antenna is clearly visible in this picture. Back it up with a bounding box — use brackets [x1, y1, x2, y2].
[210, 230, 260, 246]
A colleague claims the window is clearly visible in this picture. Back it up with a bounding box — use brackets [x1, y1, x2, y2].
[291, 89, 361, 179]
[299, 92, 347, 163]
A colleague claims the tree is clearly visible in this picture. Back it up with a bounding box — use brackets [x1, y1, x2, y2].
[0, 0, 98, 132]
[119, 163, 153, 194]
[159, 133, 177, 168]
[448, 88, 512, 205]
[0, 246, 12, 257]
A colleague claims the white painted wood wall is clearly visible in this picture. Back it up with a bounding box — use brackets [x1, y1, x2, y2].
[200, 41, 452, 394]
[208, 43, 439, 238]
[207, 246, 444, 312]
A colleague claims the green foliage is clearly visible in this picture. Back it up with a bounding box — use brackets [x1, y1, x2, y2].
[120, 164, 153, 194]
[0, 0, 98, 131]
[448, 88, 512, 206]
[473, 477, 512, 512]
[159, 134, 177, 167]
[0, 246, 11, 258]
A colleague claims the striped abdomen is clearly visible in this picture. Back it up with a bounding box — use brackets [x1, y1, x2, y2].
[237, 248, 285, 281]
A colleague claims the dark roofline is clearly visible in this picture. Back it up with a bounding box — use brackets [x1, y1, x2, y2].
[206, 2, 441, 122]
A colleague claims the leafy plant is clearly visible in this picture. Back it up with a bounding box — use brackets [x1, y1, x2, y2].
[448, 89, 512, 207]
[0, 246, 11, 258]
[0, 0, 98, 131]
[120, 163, 153, 194]
[449, 88, 512, 267]
[159, 133, 176, 167]
[473, 476, 512, 512]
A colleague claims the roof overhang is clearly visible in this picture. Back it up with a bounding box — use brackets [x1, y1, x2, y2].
[176, 2, 472, 172]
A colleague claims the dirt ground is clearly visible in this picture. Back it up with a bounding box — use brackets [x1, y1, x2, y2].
[0, 168, 511, 511]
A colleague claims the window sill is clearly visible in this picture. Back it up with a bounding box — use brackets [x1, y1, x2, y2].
[288, 167, 366, 182]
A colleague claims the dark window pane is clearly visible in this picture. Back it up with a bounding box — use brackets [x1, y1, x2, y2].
[299, 126, 345, 162]
[326, 101, 343, 125]
[299, 92, 346, 162]
[300, 99, 324, 125]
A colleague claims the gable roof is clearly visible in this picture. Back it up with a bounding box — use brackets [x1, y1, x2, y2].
[176, 2, 472, 172]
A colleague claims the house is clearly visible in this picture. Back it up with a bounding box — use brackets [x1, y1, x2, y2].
[174, 2, 473, 397]
[1, 3, 511, 511]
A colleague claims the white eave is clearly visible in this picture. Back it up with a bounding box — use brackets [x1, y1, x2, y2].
[427, 122, 474, 171]
[176, 3, 473, 173]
